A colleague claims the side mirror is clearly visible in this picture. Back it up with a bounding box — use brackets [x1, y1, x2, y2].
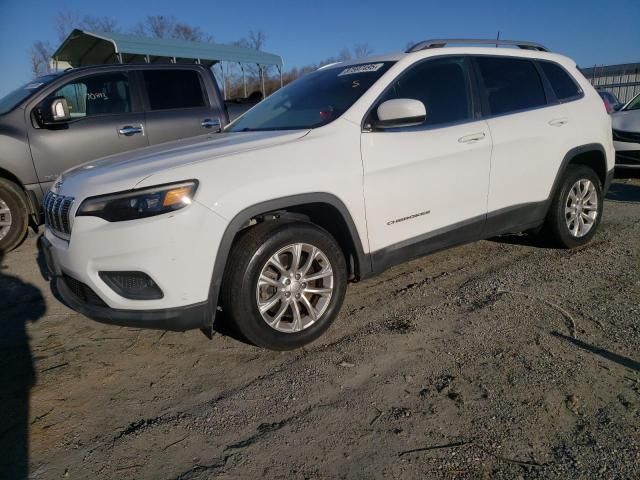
[50, 97, 70, 122]
[374, 98, 426, 129]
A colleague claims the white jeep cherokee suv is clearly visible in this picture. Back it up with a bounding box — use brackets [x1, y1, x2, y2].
[41, 39, 615, 350]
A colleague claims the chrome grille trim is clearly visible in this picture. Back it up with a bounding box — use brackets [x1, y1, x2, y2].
[44, 191, 75, 238]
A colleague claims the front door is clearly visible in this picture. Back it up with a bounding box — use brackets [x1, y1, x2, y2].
[361, 57, 492, 263]
[28, 71, 148, 187]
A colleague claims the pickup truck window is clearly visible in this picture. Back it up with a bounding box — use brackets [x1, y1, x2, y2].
[49, 73, 131, 118]
[227, 61, 395, 132]
[143, 70, 206, 110]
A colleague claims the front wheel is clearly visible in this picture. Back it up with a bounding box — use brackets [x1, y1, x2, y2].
[543, 165, 603, 248]
[221, 220, 347, 350]
[0, 179, 29, 253]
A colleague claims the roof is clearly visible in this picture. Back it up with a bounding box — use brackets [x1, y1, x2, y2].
[52, 29, 283, 68]
[581, 62, 640, 76]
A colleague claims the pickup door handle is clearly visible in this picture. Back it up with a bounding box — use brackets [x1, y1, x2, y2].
[458, 132, 486, 144]
[201, 118, 222, 132]
[549, 117, 569, 127]
[118, 125, 143, 136]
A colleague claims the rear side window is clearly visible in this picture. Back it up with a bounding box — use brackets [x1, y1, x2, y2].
[476, 57, 547, 115]
[378, 57, 472, 126]
[143, 70, 206, 110]
[539, 61, 582, 101]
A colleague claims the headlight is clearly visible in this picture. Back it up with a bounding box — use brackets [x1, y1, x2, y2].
[77, 180, 198, 222]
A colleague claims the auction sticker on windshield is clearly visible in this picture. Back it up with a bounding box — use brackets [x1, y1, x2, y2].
[338, 63, 384, 76]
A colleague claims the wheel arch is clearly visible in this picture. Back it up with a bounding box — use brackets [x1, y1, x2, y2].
[204, 193, 372, 331]
[548, 143, 609, 203]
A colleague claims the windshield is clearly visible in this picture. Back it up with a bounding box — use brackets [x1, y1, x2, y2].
[228, 62, 395, 132]
[623, 93, 640, 111]
[0, 73, 62, 115]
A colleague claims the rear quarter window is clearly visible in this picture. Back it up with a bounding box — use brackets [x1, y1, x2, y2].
[538, 61, 582, 101]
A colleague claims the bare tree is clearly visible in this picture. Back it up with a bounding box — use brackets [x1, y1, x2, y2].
[30, 41, 53, 77]
[133, 15, 213, 42]
[54, 9, 119, 42]
[353, 43, 374, 58]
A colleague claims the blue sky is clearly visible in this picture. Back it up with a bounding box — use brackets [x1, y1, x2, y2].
[1, 0, 639, 95]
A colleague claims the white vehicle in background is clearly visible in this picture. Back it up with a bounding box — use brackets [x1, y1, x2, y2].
[41, 39, 615, 350]
[612, 92, 640, 169]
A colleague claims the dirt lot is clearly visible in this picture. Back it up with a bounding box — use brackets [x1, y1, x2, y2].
[1, 177, 639, 480]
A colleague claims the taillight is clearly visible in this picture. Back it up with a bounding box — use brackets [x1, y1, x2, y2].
[602, 97, 613, 114]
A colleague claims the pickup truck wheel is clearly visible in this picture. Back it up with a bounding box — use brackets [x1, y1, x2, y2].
[0, 179, 28, 253]
[222, 220, 347, 350]
[543, 165, 603, 248]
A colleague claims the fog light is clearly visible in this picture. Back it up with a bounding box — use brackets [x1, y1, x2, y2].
[99, 271, 164, 300]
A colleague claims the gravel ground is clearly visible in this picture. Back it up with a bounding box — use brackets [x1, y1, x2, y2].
[1, 176, 639, 480]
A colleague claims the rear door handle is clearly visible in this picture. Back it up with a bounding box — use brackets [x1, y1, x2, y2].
[118, 125, 143, 136]
[201, 118, 222, 132]
[549, 117, 569, 127]
[458, 132, 486, 144]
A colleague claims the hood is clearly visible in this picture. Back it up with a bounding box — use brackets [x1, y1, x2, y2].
[54, 129, 309, 197]
[612, 109, 640, 132]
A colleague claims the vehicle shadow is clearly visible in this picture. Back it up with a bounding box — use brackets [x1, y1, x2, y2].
[551, 331, 640, 372]
[606, 180, 640, 203]
[0, 248, 46, 480]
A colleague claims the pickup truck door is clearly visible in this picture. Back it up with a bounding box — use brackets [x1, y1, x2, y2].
[28, 70, 148, 187]
[139, 68, 226, 145]
[361, 57, 492, 266]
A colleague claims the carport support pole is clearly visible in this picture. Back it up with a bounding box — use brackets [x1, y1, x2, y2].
[221, 62, 226, 100]
[259, 65, 265, 97]
[241, 63, 247, 97]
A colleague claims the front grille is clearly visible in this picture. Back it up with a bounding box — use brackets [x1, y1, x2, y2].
[613, 129, 640, 143]
[63, 273, 108, 307]
[44, 191, 74, 237]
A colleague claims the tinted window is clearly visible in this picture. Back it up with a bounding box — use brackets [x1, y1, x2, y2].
[379, 57, 471, 125]
[476, 57, 547, 115]
[228, 62, 395, 131]
[539, 61, 581, 101]
[50, 73, 131, 117]
[144, 70, 206, 110]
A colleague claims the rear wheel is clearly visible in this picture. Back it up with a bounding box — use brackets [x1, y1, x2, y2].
[543, 165, 603, 248]
[0, 179, 29, 253]
[222, 220, 347, 350]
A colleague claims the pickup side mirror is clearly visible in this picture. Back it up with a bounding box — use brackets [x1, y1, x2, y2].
[51, 97, 70, 122]
[374, 98, 426, 129]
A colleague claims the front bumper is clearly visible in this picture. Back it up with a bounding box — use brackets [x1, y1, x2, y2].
[613, 140, 640, 168]
[41, 200, 227, 330]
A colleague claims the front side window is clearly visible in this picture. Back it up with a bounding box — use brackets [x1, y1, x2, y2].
[376, 57, 472, 126]
[50, 73, 131, 118]
[624, 93, 640, 111]
[476, 57, 547, 115]
[539, 61, 582, 101]
[227, 62, 395, 132]
[143, 70, 206, 110]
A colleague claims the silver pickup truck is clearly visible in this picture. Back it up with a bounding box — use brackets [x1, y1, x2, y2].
[0, 63, 235, 251]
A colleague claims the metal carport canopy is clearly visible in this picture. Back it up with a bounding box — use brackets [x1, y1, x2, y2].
[52, 29, 283, 68]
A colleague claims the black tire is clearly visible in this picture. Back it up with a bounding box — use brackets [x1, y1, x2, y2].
[0, 179, 29, 253]
[543, 165, 603, 248]
[221, 220, 347, 350]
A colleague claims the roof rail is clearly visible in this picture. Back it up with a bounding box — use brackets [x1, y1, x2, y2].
[406, 38, 549, 53]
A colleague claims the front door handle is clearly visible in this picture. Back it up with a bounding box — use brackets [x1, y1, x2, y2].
[549, 117, 569, 127]
[458, 132, 486, 144]
[118, 125, 143, 136]
[201, 118, 222, 132]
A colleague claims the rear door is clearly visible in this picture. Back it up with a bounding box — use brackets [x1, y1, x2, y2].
[473, 55, 571, 218]
[28, 70, 148, 186]
[140, 68, 225, 145]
